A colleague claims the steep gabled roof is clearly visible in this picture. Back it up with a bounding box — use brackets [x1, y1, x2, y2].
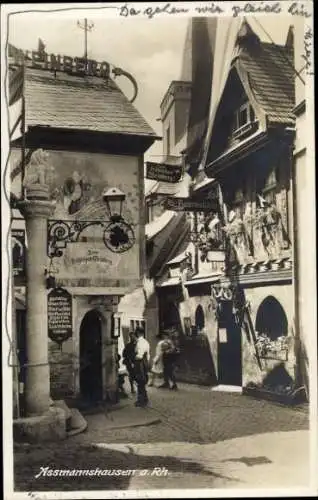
[235, 41, 295, 126]
[22, 67, 157, 138]
[228, 19, 295, 127]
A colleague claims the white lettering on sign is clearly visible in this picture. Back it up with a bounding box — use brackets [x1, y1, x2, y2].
[18, 50, 111, 78]
[48, 288, 72, 343]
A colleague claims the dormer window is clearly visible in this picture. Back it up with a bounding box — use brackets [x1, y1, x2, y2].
[231, 102, 256, 139]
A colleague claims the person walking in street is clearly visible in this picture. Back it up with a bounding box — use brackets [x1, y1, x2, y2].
[159, 331, 179, 391]
[134, 326, 150, 407]
[148, 333, 165, 387]
[116, 353, 129, 399]
[122, 332, 137, 394]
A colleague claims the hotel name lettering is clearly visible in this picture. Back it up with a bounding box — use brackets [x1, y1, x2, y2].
[20, 49, 110, 78]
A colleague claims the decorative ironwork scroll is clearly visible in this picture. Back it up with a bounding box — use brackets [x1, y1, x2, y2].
[47, 219, 135, 257]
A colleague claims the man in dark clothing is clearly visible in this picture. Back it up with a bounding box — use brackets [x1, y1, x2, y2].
[122, 332, 137, 394]
[159, 331, 179, 390]
[134, 326, 150, 407]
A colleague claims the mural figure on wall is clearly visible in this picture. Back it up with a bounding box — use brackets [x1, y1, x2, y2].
[262, 203, 289, 259]
[196, 212, 223, 262]
[251, 196, 290, 261]
[62, 171, 92, 215]
[223, 209, 251, 265]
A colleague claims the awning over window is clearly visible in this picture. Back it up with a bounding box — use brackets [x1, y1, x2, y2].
[184, 272, 221, 286]
[145, 210, 176, 241]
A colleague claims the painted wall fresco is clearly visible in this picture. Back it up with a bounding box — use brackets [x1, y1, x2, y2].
[10, 148, 143, 286]
[13, 149, 143, 287]
[48, 151, 141, 286]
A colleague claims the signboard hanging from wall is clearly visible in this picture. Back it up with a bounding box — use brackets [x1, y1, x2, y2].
[146, 162, 183, 183]
[164, 197, 218, 212]
[48, 287, 72, 345]
[11, 229, 26, 283]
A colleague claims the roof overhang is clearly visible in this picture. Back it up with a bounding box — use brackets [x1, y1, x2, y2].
[205, 130, 269, 177]
[12, 126, 160, 156]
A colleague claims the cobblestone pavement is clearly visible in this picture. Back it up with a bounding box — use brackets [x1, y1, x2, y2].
[14, 383, 311, 494]
[72, 382, 309, 445]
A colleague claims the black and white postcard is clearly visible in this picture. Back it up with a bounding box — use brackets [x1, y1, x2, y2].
[1, 2, 317, 499]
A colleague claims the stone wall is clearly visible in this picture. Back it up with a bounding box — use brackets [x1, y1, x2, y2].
[49, 338, 74, 399]
[49, 294, 119, 401]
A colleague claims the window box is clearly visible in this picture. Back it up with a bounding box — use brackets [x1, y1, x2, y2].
[257, 347, 288, 361]
[255, 333, 289, 361]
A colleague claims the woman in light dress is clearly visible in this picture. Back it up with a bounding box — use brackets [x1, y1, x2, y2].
[148, 333, 165, 387]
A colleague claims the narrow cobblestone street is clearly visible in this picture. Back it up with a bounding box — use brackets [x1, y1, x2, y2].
[14, 383, 311, 493]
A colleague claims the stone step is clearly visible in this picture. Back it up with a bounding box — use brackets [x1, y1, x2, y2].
[52, 400, 72, 430]
[67, 409, 88, 437]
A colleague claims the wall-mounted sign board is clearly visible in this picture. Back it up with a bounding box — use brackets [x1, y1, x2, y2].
[146, 162, 183, 183]
[48, 287, 72, 345]
[164, 197, 218, 212]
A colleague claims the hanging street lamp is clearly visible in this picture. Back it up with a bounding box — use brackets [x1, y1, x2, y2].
[47, 186, 136, 259]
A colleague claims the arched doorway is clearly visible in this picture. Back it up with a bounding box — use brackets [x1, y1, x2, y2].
[255, 296, 288, 340]
[160, 301, 182, 331]
[79, 309, 104, 402]
[195, 305, 205, 334]
[217, 300, 242, 386]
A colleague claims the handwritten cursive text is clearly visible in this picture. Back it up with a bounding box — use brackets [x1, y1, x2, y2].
[194, 3, 224, 14]
[288, 2, 312, 18]
[119, 3, 189, 19]
[232, 2, 281, 18]
[302, 27, 314, 75]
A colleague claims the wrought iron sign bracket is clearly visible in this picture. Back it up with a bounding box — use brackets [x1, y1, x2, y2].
[47, 218, 135, 258]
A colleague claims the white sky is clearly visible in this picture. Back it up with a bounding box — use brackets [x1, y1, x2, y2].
[8, 10, 296, 164]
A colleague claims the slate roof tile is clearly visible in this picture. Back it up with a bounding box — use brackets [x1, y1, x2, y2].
[23, 67, 157, 137]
